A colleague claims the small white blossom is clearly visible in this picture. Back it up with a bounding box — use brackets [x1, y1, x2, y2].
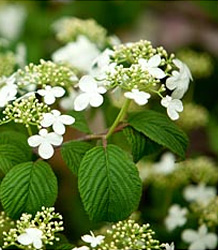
[183, 183, 216, 205]
[37, 85, 65, 105]
[0, 74, 17, 107]
[72, 246, 90, 250]
[165, 204, 188, 231]
[28, 129, 63, 159]
[41, 109, 75, 135]
[166, 59, 192, 99]
[138, 54, 166, 79]
[182, 224, 217, 250]
[124, 89, 151, 105]
[164, 242, 175, 250]
[52, 35, 100, 73]
[81, 231, 105, 248]
[74, 75, 107, 111]
[59, 88, 77, 110]
[161, 95, 183, 120]
[153, 152, 176, 175]
[17, 228, 43, 249]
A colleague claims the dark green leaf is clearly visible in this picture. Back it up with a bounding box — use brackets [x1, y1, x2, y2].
[61, 141, 93, 175]
[67, 110, 91, 134]
[123, 126, 162, 162]
[0, 160, 58, 219]
[128, 110, 188, 159]
[78, 145, 142, 222]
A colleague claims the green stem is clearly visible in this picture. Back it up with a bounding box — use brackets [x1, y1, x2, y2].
[27, 126, 33, 136]
[106, 98, 131, 139]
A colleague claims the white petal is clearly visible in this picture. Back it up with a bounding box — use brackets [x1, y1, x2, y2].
[51, 86, 65, 97]
[124, 91, 134, 100]
[189, 241, 206, 250]
[97, 86, 107, 94]
[26, 228, 43, 238]
[161, 96, 171, 108]
[205, 234, 218, 249]
[148, 67, 166, 79]
[51, 109, 61, 116]
[81, 234, 93, 244]
[166, 74, 179, 90]
[53, 121, 66, 135]
[33, 239, 43, 249]
[182, 230, 199, 243]
[138, 58, 148, 68]
[38, 142, 54, 159]
[46, 132, 63, 146]
[44, 92, 56, 105]
[134, 91, 150, 105]
[171, 99, 183, 112]
[37, 89, 46, 97]
[89, 94, 104, 107]
[17, 233, 33, 246]
[59, 115, 75, 125]
[96, 235, 105, 244]
[167, 106, 179, 120]
[74, 93, 90, 111]
[148, 54, 161, 67]
[79, 75, 97, 92]
[40, 113, 55, 127]
[28, 135, 43, 147]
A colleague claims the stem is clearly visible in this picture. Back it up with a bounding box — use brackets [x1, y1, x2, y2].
[106, 98, 131, 139]
[27, 126, 33, 136]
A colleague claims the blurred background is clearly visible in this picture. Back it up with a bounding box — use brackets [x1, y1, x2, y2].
[1, 0, 218, 247]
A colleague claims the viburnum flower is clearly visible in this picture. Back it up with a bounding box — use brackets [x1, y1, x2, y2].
[183, 183, 216, 205]
[40, 109, 75, 135]
[161, 95, 183, 120]
[81, 231, 105, 248]
[72, 247, 90, 250]
[164, 242, 175, 250]
[165, 204, 188, 231]
[37, 85, 65, 105]
[166, 59, 192, 99]
[182, 224, 218, 250]
[138, 54, 166, 79]
[74, 75, 107, 111]
[28, 129, 63, 159]
[0, 74, 17, 107]
[124, 89, 151, 105]
[17, 228, 43, 249]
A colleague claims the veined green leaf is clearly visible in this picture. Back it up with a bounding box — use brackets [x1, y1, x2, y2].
[61, 141, 93, 175]
[128, 110, 188, 159]
[78, 145, 142, 222]
[0, 160, 58, 219]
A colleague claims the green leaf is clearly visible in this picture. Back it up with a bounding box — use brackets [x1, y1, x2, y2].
[0, 144, 30, 174]
[67, 110, 91, 134]
[128, 110, 188, 159]
[61, 141, 93, 175]
[0, 131, 32, 159]
[123, 126, 162, 162]
[78, 145, 142, 222]
[0, 160, 58, 219]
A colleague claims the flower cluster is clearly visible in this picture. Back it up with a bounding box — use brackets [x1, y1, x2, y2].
[177, 103, 209, 130]
[177, 49, 213, 78]
[52, 17, 109, 48]
[73, 39, 192, 120]
[3, 207, 64, 250]
[73, 219, 170, 250]
[17, 59, 77, 92]
[0, 51, 16, 77]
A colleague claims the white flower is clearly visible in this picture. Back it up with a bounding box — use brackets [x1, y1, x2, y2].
[59, 88, 77, 110]
[165, 204, 188, 231]
[138, 54, 166, 79]
[164, 242, 175, 250]
[37, 85, 65, 105]
[72, 246, 90, 250]
[81, 231, 105, 248]
[17, 228, 43, 249]
[153, 152, 176, 175]
[28, 129, 63, 159]
[74, 75, 107, 111]
[52, 35, 100, 73]
[41, 109, 75, 135]
[166, 59, 192, 99]
[161, 95, 183, 120]
[124, 89, 151, 105]
[182, 224, 217, 250]
[0, 74, 17, 107]
[183, 183, 216, 205]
